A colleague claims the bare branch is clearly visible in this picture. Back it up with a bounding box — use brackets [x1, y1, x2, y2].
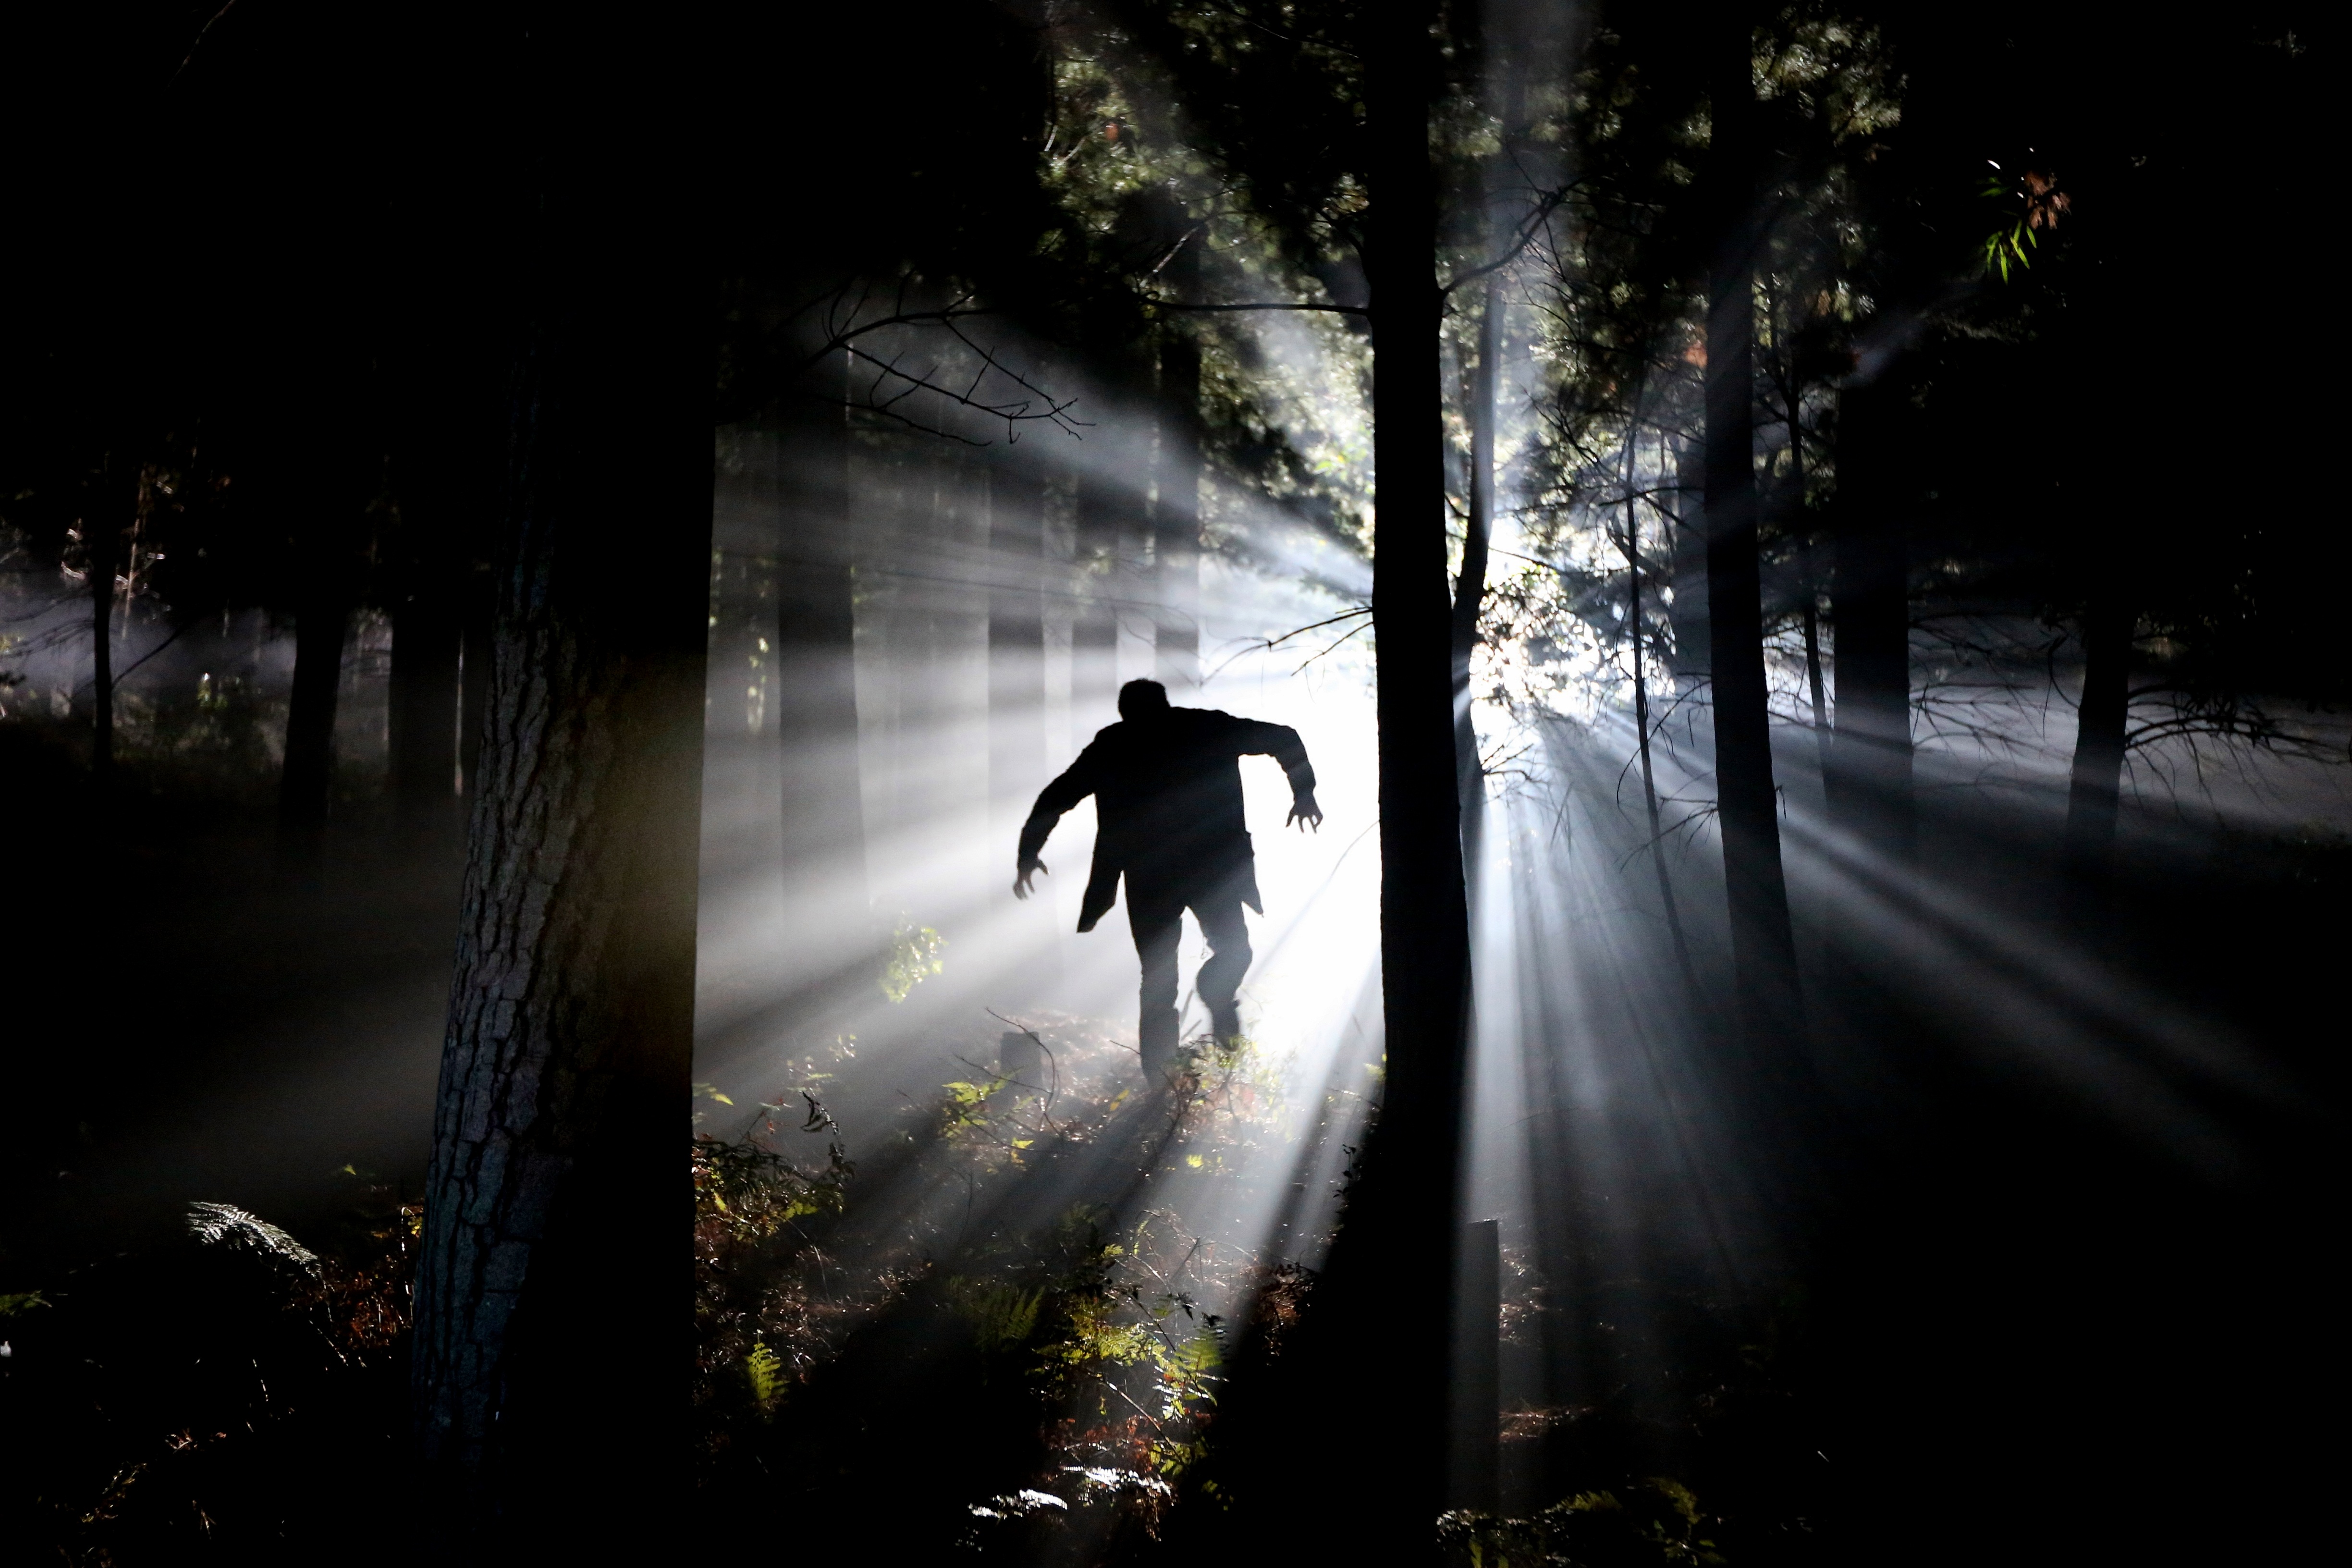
[1442, 181, 1582, 296]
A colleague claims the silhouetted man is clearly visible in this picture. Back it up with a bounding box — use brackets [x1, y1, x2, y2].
[1016, 678, 1322, 1078]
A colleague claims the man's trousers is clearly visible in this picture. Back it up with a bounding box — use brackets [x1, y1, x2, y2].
[1125, 868, 1253, 1079]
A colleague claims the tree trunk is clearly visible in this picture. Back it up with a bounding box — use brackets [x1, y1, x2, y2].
[1627, 498, 1701, 999]
[1446, 1217, 1501, 1513]
[1071, 460, 1123, 731]
[779, 352, 868, 910]
[1668, 436, 1711, 690]
[279, 588, 349, 852]
[459, 567, 492, 796]
[1154, 234, 1204, 693]
[1452, 276, 1501, 864]
[390, 591, 462, 828]
[1234, 11, 1470, 1556]
[990, 447, 1050, 851]
[410, 11, 710, 1545]
[87, 516, 115, 790]
[2063, 599, 2131, 874]
[1345, 0, 1473, 1546]
[1825, 383, 1914, 860]
[1703, 12, 1802, 1054]
[1800, 554, 1831, 775]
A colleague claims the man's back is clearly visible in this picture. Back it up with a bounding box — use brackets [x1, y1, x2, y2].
[1018, 692, 1318, 932]
[1081, 708, 1299, 865]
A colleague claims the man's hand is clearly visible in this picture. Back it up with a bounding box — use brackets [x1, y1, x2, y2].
[1013, 858, 1048, 899]
[1286, 792, 1324, 833]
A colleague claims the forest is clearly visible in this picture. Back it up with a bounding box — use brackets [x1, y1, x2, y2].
[0, 1, 2338, 1563]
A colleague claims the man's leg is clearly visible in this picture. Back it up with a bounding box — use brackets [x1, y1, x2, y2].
[1191, 888, 1254, 1045]
[1126, 882, 1184, 1080]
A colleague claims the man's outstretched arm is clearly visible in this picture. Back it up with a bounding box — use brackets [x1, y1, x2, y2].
[1234, 719, 1323, 831]
[1015, 747, 1102, 897]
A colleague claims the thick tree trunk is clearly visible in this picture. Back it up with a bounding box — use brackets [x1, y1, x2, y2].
[1231, 11, 1469, 1556]
[1343, 0, 1472, 1546]
[390, 591, 462, 826]
[1825, 384, 1914, 859]
[2064, 600, 2131, 873]
[410, 11, 710, 1546]
[279, 588, 350, 849]
[1703, 13, 1802, 1054]
[1154, 239, 1204, 692]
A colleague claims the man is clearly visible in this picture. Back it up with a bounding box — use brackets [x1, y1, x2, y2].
[1015, 679, 1322, 1078]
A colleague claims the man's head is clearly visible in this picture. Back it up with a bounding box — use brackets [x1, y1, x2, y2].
[1118, 678, 1171, 722]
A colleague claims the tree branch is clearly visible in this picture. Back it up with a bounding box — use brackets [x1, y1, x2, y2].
[1159, 302, 1370, 317]
[1442, 182, 1581, 296]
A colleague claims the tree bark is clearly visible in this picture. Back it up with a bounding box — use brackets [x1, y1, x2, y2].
[1703, 10, 1802, 1054]
[1668, 436, 1711, 690]
[1627, 490, 1701, 1000]
[86, 513, 115, 790]
[1237, 11, 1470, 1555]
[459, 567, 491, 796]
[1800, 545, 1831, 776]
[1347, 0, 1473, 1545]
[2063, 599, 2131, 874]
[390, 590, 462, 826]
[1825, 383, 1914, 860]
[278, 587, 349, 851]
[1154, 233, 1204, 692]
[410, 10, 710, 1545]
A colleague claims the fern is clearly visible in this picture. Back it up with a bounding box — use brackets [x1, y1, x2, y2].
[742, 1342, 785, 1413]
[947, 1278, 1045, 1351]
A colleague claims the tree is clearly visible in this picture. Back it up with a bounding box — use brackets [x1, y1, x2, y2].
[776, 350, 869, 915]
[1825, 379, 1916, 861]
[1701, 5, 1804, 1064]
[408, 8, 711, 1544]
[1354, 0, 1474, 1541]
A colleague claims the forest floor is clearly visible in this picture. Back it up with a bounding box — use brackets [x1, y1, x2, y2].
[1, 717, 2343, 1563]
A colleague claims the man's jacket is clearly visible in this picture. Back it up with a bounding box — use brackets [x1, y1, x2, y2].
[1019, 707, 1317, 932]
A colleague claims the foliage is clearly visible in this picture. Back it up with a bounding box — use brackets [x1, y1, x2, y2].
[1441, 1479, 1726, 1568]
[1978, 167, 2069, 282]
[881, 918, 947, 1003]
[0, 1174, 419, 1564]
